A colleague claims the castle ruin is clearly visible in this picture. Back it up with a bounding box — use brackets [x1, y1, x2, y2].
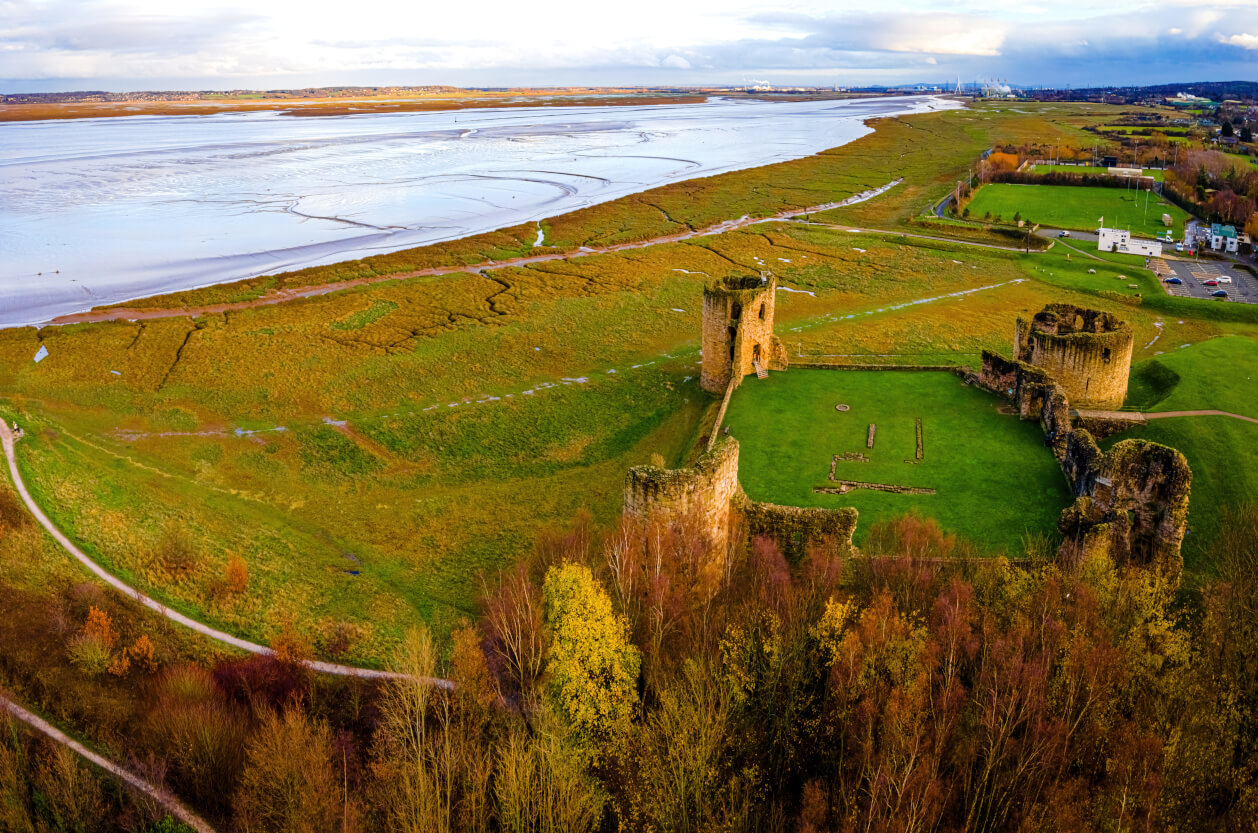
[1014, 303, 1133, 409]
[629, 272, 853, 559]
[980, 304, 1191, 579]
[701, 274, 789, 394]
[623, 437, 859, 561]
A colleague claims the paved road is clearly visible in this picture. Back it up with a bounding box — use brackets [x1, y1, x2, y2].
[0, 422, 451, 687]
[1, 694, 218, 833]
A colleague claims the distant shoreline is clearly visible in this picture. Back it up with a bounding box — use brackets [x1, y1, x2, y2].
[0, 89, 891, 123]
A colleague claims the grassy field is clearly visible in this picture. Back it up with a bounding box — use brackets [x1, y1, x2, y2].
[1031, 164, 1165, 181]
[966, 184, 1190, 237]
[723, 369, 1070, 554]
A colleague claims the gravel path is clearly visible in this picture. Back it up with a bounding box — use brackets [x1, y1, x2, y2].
[0, 422, 451, 687]
[1, 694, 218, 833]
[1145, 409, 1258, 424]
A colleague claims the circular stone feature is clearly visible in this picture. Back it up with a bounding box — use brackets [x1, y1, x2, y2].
[835, 404, 850, 412]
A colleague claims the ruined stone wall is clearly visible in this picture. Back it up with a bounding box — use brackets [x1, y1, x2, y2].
[1015, 304, 1133, 409]
[1060, 439, 1192, 579]
[701, 274, 782, 393]
[1061, 429, 1104, 497]
[981, 337, 1190, 580]
[624, 436, 743, 555]
[743, 502, 859, 561]
[1073, 413, 1148, 440]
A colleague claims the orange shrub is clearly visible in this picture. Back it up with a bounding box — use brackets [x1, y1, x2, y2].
[225, 553, 249, 595]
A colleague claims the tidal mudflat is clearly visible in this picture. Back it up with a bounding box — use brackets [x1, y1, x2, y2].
[0, 95, 954, 326]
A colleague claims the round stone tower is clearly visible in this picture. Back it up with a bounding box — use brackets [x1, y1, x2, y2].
[700, 273, 787, 394]
[1014, 304, 1133, 409]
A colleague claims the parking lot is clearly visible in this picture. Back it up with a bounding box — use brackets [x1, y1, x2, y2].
[1150, 257, 1258, 304]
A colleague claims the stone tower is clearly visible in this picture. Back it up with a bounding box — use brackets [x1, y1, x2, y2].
[1015, 304, 1132, 409]
[700, 273, 789, 394]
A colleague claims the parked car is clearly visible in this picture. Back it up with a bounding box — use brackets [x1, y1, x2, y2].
[1175, 243, 1184, 252]
[1211, 290, 1229, 298]
[1058, 230, 1070, 238]
[1218, 276, 1233, 284]
[1164, 277, 1183, 284]
[1204, 279, 1219, 286]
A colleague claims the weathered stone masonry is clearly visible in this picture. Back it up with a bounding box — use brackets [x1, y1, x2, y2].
[623, 436, 742, 557]
[701, 274, 789, 394]
[624, 438, 859, 559]
[1014, 303, 1133, 409]
[979, 305, 1190, 579]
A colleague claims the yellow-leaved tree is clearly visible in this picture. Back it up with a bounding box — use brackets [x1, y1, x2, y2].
[542, 563, 641, 757]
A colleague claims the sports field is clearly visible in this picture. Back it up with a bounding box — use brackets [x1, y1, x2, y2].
[1031, 164, 1165, 181]
[967, 184, 1189, 237]
[722, 369, 1071, 554]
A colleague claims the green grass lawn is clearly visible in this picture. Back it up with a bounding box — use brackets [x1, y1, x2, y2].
[1031, 164, 1165, 181]
[723, 369, 1070, 555]
[967, 184, 1190, 237]
[1126, 335, 1258, 417]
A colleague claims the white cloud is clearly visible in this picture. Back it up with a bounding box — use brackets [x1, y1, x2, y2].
[1218, 33, 1258, 49]
[1, 0, 1256, 87]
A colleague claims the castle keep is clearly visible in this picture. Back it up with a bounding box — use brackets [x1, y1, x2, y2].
[1014, 303, 1133, 409]
[700, 274, 789, 394]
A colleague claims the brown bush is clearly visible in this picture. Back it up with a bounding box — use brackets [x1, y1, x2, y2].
[225, 553, 249, 595]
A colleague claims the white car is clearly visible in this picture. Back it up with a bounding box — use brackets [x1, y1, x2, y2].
[1175, 243, 1184, 252]
[1217, 276, 1233, 284]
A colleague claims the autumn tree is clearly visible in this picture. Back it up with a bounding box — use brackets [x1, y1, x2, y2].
[542, 563, 641, 755]
[234, 706, 347, 833]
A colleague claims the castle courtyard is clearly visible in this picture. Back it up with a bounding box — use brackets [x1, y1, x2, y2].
[723, 368, 1071, 554]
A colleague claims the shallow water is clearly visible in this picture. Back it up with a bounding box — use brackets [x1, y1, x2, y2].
[0, 95, 955, 326]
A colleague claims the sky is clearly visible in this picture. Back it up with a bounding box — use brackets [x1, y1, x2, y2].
[2, 0, 1256, 92]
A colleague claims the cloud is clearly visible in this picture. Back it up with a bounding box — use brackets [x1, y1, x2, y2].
[1, 0, 1256, 90]
[1219, 33, 1258, 49]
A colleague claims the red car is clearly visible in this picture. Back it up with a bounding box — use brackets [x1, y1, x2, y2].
[1204, 279, 1219, 286]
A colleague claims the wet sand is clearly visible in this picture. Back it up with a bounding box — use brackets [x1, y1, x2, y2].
[3, 95, 956, 327]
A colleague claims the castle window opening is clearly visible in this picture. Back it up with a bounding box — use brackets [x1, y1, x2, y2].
[731, 302, 742, 320]
[759, 303, 766, 320]
[753, 343, 761, 362]
[728, 327, 737, 361]
[1103, 348, 1112, 361]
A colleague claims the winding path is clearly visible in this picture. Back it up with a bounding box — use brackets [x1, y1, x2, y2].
[0, 422, 451, 687]
[1, 694, 218, 833]
[1146, 409, 1258, 424]
[1073, 408, 1258, 425]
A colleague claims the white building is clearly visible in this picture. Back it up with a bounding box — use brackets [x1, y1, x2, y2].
[1097, 227, 1163, 257]
[1211, 224, 1239, 253]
